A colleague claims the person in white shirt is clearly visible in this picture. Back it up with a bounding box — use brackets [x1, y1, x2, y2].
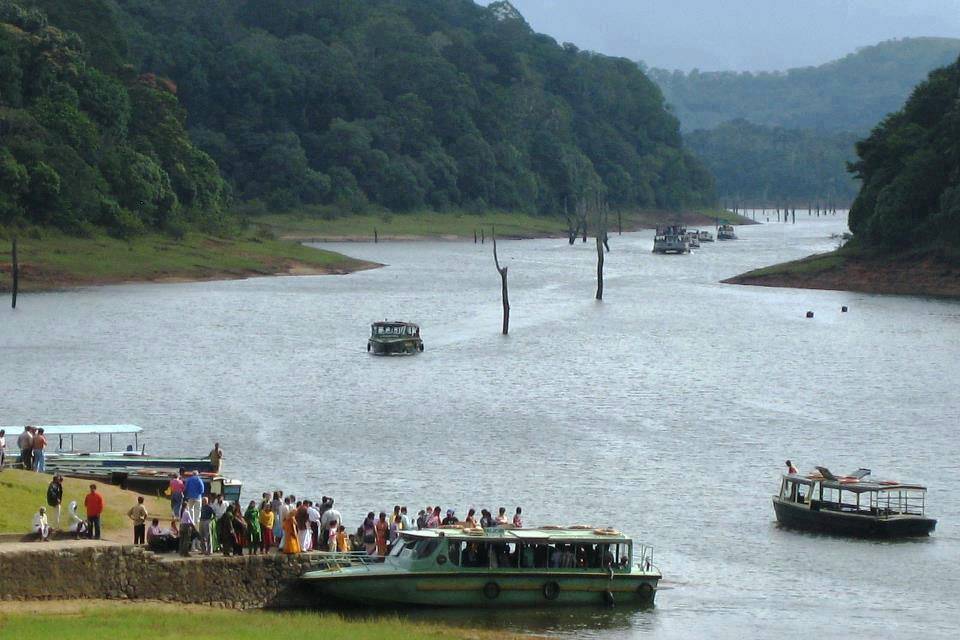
[0, 429, 6, 471]
[211, 495, 228, 520]
[305, 501, 320, 551]
[33, 507, 51, 541]
[320, 500, 341, 533]
[179, 507, 196, 556]
[399, 506, 410, 531]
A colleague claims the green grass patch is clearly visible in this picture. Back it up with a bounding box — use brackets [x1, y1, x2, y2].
[0, 469, 169, 535]
[0, 602, 516, 640]
[741, 251, 849, 278]
[0, 228, 372, 292]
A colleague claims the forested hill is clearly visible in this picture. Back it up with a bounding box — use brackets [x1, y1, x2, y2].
[0, 1, 227, 236]
[14, 0, 713, 225]
[649, 37, 960, 133]
[848, 54, 960, 251]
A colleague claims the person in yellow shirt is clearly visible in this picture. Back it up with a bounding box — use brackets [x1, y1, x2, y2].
[336, 524, 350, 553]
[259, 504, 275, 552]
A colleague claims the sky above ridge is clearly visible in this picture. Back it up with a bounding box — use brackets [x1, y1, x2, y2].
[488, 0, 960, 71]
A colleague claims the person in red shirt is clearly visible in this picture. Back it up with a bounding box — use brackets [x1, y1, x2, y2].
[84, 484, 105, 540]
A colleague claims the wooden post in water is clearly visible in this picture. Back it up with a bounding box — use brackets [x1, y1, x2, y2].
[492, 226, 509, 335]
[474, 229, 477, 244]
[481, 228, 485, 244]
[618, 211, 622, 235]
[11, 237, 18, 309]
[374, 228, 378, 243]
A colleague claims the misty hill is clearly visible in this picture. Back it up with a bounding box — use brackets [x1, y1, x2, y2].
[649, 37, 960, 133]
[0, 1, 227, 236]
[15, 0, 713, 228]
[849, 54, 960, 251]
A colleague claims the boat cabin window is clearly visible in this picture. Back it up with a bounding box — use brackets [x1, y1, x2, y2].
[414, 538, 440, 559]
[781, 479, 808, 502]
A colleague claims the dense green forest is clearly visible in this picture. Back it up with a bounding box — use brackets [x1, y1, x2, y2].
[0, 0, 227, 236]
[848, 54, 960, 250]
[649, 37, 960, 133]
[685, 121, 860, 205]
[6, 0, 713, 237]
[646, 37, 960, 206]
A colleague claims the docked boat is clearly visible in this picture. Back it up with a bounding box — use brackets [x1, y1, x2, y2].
[3, 424, 216, 475]
[368, 321, 424, 355]
[301, 526, 660, 607]
[685, 229, 701, 249]
[773, 467, 936, 538]
[652, 225, 690, 254]
[697, 230, 714, 242]
[717, 224, 737, 240]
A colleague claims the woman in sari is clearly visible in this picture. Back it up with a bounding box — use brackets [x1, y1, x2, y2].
[281, 509, 301, 554]
[244, 500, 262, 555]
[232, 504, 247, 556]
[259, 504, 275, 553]
[361, 512, 377, 556]
[375, 511, 389, 557]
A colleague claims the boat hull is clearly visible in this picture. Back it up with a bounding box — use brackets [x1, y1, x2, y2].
[368, 339, 423, 355]
[773, 498, 936, 538]
[305, 570, 658, 608]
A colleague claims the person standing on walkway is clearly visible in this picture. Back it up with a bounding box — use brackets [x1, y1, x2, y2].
[128, 496, 148, 545]
[244, 500, 262, 555]
[46, 475, 63, 528]
[198, 497, 214, 555]
[270, 492, 283, 546]
[32, 427, 47, 472]
[179, 504, 196, 557]
[184, 471, 205, 524]
[17, 427, 34, 471]
[0, 429, 7, 471]
[84, 484, 104, 540]
[208, 442, 225, 474]
[169, 472, 185, 518]
[259, 504, 275, 553]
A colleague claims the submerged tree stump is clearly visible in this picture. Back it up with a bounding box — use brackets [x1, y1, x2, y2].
[492, 226, 509, 335]
[11, 237, 18, 309]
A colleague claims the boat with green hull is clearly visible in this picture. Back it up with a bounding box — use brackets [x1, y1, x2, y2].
[301, 526, 660, 608]
[367, 321, 423, 355]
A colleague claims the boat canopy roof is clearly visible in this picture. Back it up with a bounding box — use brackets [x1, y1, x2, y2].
[371, 321, 419, 328]
[401, 526, 630, 544]
[0, 424, 142, 436]
[783, 473, 926, 493]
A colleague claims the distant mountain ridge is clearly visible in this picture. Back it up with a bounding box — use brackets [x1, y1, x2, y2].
[649, 37, 960, 133]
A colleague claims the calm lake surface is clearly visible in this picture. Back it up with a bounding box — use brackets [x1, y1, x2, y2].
[3, 213, 959, 638]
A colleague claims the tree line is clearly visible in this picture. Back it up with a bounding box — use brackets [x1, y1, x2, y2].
[4, 0, 714, 239]
[848, 54, 960, 251]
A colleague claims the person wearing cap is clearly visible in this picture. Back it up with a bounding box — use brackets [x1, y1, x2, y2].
[33, 507, 51, 541]
[441, 509, 458, 526]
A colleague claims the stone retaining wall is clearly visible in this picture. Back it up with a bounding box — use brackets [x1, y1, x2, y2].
[0, 546, 322, 609]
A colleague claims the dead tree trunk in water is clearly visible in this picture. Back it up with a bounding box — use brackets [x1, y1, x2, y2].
[595, 234, 604, 300]
[492, 227, 510, 335]
[11, 237, 18, 309]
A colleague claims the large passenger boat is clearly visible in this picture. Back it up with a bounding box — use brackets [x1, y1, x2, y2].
[302, 526, 660, 607]
[773, 467, 936, 538]
[652, 225, 690, 254]
[368, 321, 424, 355]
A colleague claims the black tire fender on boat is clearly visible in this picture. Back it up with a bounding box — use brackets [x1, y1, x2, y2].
[419, 343, 424, 352]
[542, 581, 560, 600]
[637, 582, 654, 599]
[366, 343, 371, 352]
[482, 581, 500, 600]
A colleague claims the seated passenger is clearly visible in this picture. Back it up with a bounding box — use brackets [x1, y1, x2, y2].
[66, 500, 88, 539]
[33, 507, 51, 541]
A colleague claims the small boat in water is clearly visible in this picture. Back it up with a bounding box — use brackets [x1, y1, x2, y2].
[717, 224, 737, 240]
[698, 229, 714, 242]
[302, 526, 660, 607]
[653, 225, 690, 254]
[685, 229, 701, 249]
[368, 321, 424, 355]
[773, 467, 936, 538]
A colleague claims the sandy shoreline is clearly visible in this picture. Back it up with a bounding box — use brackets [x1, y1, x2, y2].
[724, 251, 960, 299]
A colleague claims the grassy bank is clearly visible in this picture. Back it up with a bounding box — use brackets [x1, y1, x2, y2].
[0, 468, 168, 535]
[723, 243, 960, 298]
[0, 228, 378, 293]
[0, 601, 521, 640]
[260, 208, 753, 241]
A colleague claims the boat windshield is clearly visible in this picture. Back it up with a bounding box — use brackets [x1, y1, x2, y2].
[372, 324, 417, 337]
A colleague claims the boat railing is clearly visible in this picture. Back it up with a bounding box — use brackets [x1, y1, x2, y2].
[635, 543, 655, 572]
[305, 551, 381, 571]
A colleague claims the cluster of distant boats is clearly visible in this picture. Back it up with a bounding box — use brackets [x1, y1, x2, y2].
[1, 423, 937, 608]
[653, 223, 737, 254]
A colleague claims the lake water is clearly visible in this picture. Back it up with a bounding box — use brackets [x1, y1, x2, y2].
[2, 213, 959, 638]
